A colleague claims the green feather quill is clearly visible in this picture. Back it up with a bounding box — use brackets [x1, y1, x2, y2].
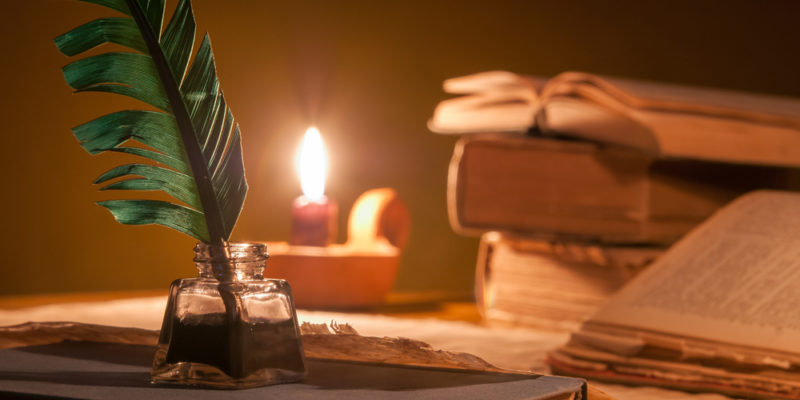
[55, 0, 247, 245]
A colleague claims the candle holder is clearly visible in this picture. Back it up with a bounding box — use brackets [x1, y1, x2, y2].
[267, 188, 409, 308]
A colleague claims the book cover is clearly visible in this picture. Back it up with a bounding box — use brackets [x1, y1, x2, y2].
[448, 134, 797, 244]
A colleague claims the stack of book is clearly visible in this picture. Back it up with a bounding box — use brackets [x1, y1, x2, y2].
[430, 70, 800, 331]
[476, 232, 661, 332]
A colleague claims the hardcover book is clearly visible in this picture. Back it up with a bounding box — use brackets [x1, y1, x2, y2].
[476, 232, 661, 331]
[448, 134, 797, 244]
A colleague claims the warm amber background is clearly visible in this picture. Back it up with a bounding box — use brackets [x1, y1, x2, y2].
[1, 0, 799, 296]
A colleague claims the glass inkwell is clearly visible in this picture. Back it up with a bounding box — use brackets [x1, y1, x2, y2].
[152, 242, 306, 388]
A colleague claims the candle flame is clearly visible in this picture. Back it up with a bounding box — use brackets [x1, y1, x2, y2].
[297, 127, 327, 202]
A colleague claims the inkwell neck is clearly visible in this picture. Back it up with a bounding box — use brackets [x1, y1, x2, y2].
[194, 242, 268, 281]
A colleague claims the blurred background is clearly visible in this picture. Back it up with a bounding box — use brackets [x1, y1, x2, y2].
[1, 0, 799, 297]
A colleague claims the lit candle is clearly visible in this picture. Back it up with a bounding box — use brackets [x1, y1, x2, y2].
[291, 127, 338, 246]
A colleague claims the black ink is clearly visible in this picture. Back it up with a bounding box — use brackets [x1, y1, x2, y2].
[165, 314, 305, 379]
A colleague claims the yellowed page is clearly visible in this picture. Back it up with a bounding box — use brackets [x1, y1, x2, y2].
[546, 71, 800, 128]
[541, 95, 800, 168]
[540, 72, 800, 167]
[591, 191, 800, 355]
[636, 109, 800, 168]
[540, 97, 659, 152]
[429, 71, 545, 134]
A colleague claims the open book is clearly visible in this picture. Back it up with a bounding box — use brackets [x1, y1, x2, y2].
[429, 71, 800, 168]
[548, 190, 800, 399]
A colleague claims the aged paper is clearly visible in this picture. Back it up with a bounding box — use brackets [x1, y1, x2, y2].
[591, 191, 800, 355]
[0, 321, 497, 372]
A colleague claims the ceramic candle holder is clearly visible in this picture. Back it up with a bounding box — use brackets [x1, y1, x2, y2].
[266, 188, 410, 308]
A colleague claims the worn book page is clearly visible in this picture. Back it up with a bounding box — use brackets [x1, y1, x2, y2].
[590, 191, 800, 355]
[635, 109, 800, 168]
[431, 70, 800, 167]
[546, 71, 800, 127]
[549, 345, 800, 400]
[541, 72, 800, 167]
[541, 96, 800, 168]
[429, 71, 544, 134]
[0, 321, 497, 372]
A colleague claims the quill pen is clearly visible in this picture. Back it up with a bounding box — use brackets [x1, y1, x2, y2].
[55, 0, 247, 246]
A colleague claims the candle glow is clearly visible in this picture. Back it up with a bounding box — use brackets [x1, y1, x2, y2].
[297, 127, 327, 202]
[291, 127, 337, 246]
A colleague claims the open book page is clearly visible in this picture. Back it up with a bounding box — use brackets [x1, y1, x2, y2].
[540, 72, 800, 166]
[589, 191, 800, 355]
[441, 70, 547, 95]
[539, 97, 659, 152]
[541, 97, 800, 167]
[634, 109, 800, 167]
[428, 71, 545, 133]
[549, 345, 800, 400]
[554, 341, 800, 389]
[544, 72, 800, 128]
[430, 70, 800, 166]
[430, 92, 536, 134]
